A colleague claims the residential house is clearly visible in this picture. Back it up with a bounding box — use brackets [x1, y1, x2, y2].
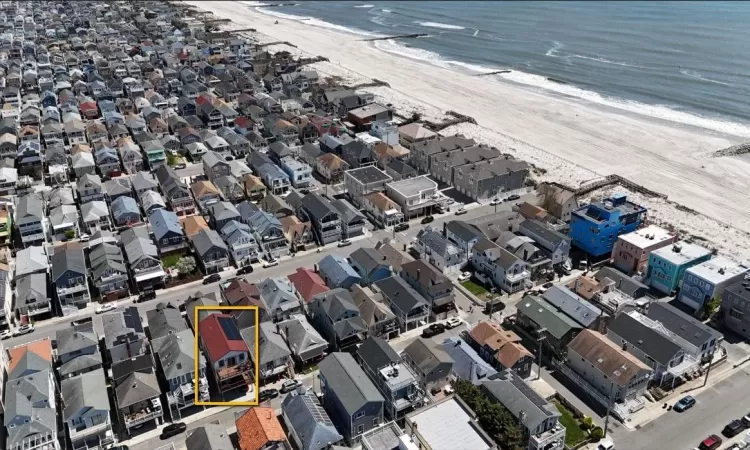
[235, 407, 288, 450]
[362, 192, 403, 228]
[152, 326, 209, 416]
[344, 166, 392, 209]
[80, 201, 112, 234]
[111, 196, 142, 228]
[288, 267, 329, 305]
[373, 276, 430, 332]
[647, 241, 713, 295]
[468, 322, 534, 379]
[537, 183, 579, 222]
[721, 279, 750, 341]
[541, 286, 607, 331]
[150, 209, 188, 254]
[110, 353, 164, 436]
[156, 165, 195, 215]
[518, 219, 572, 267]
[316, 153, 349, 184]
[221, 220, 260, 266]
[49, 204, 79, 241]
[348, 248, 392, 286]
[191, 180, 222, 211]
[199, 314, 253, 395]
[401, 338, 454, 393]
[185, 424, 234, 450]
[300, 193, 341, 246]
[258, 277, 303, 322]
[482, 371, 566, 450]
[444, 220, 485, 258]
[570, 194, 647, 258]
[356, 337, 422, 420]
[331, 199, 366, 239]
[94, 143, 122, 177]
[182, 215, 210, 240]
[677, 258, 747, 312]
[515, 295, 582, 356]
[15, 192, 46, 247]
[71, 151, 97, 178]
[319, 352, 385, 444]
[440, 337, 498, 384]
[611, 225, 677, 275]
[122, 226, 166, 292]
[250, 152, 290, 196]
[104, 178, 134, 202]
[351, 285, 400, 340]
[400, 260, 456, 320]
[192, 228, 230, 274]
[403, 397, 495, 450]
[646, 302, 722, 363]
[248, 210, 289, 259]
[414, 227, 467, 275]
[131, 171, 158, 197]
[471, 238, 530, 293]
[76, 173, 105, 205]
[203, 151, 231, 183]
[50, 243, 91, 311]
[282, 391, 343, 450]
[15, 272, 51, 322]
[398, 123, 436, 146]
[55, 321, 103, 379]
[318, 254, 362, 290]
[281, 216, 315, 252]
[215, 175, 245, 203]
[277, 314, 327, 367]
[244, 174, 267, 202]
[242, 321, 292, 382]
[89, 241, 130, 300]
[452, 157, 529, 202]
[61, 369, 115, 450]
[308, 289, 368, 351]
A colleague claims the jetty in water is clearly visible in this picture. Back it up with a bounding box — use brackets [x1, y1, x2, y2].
[474, 70, 511, 77]
[361, 33, 429, 42]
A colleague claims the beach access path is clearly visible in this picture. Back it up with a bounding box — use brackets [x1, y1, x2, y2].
[188, 0, 750, 237]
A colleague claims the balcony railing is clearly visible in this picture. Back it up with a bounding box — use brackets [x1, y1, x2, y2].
[124, 399, 163, 428]
[69, 417, 112, 441]
[529, 423, 565, 450]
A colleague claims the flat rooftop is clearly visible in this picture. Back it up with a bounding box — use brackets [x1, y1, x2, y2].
[349, 103, 390, 119]
[651, 241, 712, 265]
[346, 166, 392, 185]
[362, 422, 404, 450]
[407, 398, 493, 450]
[387, 175, 437, 198]
[618, 225, 675, 248]
[686, 257, 748, 283]
[379, 362, 417, 389]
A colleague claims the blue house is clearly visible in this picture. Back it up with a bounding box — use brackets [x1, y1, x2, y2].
[110, 196, 141, 227]
[441, 337, 497, 385]
[149, 208, 187, 254]
[318, 255, 362, 290]
[347, 248, 391, 286]
[646, 241, 712, 295]
[677, 257, 748, 312]
[569, 194, 646, 258]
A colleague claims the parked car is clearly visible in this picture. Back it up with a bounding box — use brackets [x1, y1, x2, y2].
[259, 389, 279, 402]
[742, 412, 750, 427]
[454, 207, 467, 215]
[110, 446, 129, 450]
[394, 223, 409, 232]
[596, 439, 615, 450]
[338, 239, 352, 247]
[280, 379, 302, 393]
[79, 233, 91, 242]
[422, 323, 446, 339]
[13, 324, 34, 337]
[137, 290, 156, 303]
[457, 271, 472, 282]
[699, 435, 722, 450]
[202, 273, 221, 285]
[263, 259, 279, 268]
[0, 330, 11, 340]
[673, 395, 696, 412]
[95, 301, 118, 314]
[445, 317, 462, 329]
[160, 422, 187, 440]
[483, 299, 505, 314]
[237, 265, 254, 275]
[507, 194, 521, 201]
[723, 420, 744, 437]
[421, 326, 440, 338]
[490, 198, 501, 206]
[421, 215, 434, 224]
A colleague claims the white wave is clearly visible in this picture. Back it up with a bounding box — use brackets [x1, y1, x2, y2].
[354, 4, 374, 8]
[473, 29, 479, 37]
[373, 39, 494, 74]
[255, 7, 383, 37]
[498, 70, 750, 137]
[681, 69, 732, 87]
[242, 1, 272, 5]
[382, 9, 392, 13]
[545, 41, 563, 57]
[415, 21, 465, 30]
[568, 54, 644, 69]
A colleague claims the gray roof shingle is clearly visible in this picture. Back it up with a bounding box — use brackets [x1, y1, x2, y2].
[318, 352, 384, 416]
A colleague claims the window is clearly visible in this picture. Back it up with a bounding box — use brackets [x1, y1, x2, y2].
[357, 424, 364, 434]
[729, 308, 744, 320]
[354, 411, 365, 419]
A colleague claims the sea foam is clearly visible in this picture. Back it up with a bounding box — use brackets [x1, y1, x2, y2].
[414, 21, 465, 30]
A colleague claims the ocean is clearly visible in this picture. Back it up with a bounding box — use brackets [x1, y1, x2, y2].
[242, 1, 750, 137]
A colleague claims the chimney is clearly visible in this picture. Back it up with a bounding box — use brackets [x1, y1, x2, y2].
[417, 269, 420, 280]
[622, 341, 627, 352]
[519, 410, 527, 423]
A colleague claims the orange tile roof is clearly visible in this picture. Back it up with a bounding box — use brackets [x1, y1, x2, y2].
[496, 342, 532, 369]
[469, 321, 502, 346]
[317, 152, 347, 171]
[568, 275, 601, 300]
[365, 192, 398, 212]
[236, 407, 287, 450]
[7, 338, 53, 375]
[191, 180, 220, 198]
[244, 174, 266, 191]
[181, 215, 209, 238]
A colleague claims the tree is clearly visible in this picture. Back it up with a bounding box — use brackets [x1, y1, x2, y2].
[590, 426, 605, 441]
[537, 183, 561, 212]
[64, 229, 76, 240]
[452, 379, 525, 450]
[702, 295, 722, 320]
[581, 416, 594, 430]
[175, 256, 197, 276]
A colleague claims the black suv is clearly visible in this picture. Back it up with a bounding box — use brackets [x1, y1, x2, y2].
[421, 216, 435, 224]
[137, 290, 156, 303]
[202, 273, 221, 285]
[161, 422, 187, 440]
[237, 265, 254, 275]
[394, 223, 409, 232]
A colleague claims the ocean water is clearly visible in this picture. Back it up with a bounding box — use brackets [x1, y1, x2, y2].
[243, 1, 750, 137]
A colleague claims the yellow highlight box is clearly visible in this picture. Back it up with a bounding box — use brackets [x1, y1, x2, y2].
[194, 305, 260, 406]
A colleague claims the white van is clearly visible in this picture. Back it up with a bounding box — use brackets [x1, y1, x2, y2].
[597, 438, 615, 450]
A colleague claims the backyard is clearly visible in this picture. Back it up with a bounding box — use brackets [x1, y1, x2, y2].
[162, 254, 181, 268]
[553, 400, 588, 446]
[461, 279, 492, 300]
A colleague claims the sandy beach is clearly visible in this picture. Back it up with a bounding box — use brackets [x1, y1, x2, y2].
[187, 1, 750, 258]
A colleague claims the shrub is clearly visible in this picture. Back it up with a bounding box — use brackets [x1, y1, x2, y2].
[590, 426, 604, 441]
[581, 416, 593, 430]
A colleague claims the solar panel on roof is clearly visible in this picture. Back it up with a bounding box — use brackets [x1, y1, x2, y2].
[513, 377, 554, 416]
[218, 316, 242, 341]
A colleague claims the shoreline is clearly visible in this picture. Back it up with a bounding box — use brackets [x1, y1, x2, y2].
[186, 1, 750, 260]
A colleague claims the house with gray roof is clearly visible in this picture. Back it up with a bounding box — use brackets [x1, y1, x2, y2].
[4, 369, 58, 450]
[215, 175, 246, 203]
[102, 306, 149, 365]
[331, 199, 366, 239]
[153, 327, 209, 416]
[141, 190, 167, 215]
[351, 285, 400, 340]
[277, 314, 327, 366]
[209, 201, 241, 231]
[155, 165, 195, 215]
[147, 303, 187, 341]
[61, 369, 115, 450]
[50, 243, 91, 311]
[149, 208, 187, 254]
[202, 151, 231, 182]
[258, 277, 303, 322]
[15, 272, 51, 320]
[441, 337, 497, 385]
[241, 321, 292, 381]
[482, 370, 566, 450]
[250, 152, 290, 196]
[348, 247, 392, 286]
[401, 338, 454, 393]
[444, 220, 485, 257]
[541, 285, 607, 331]
[191, 228, 229, 274]
[282, 390, 343, 450]
[318, 254, 362, 290]
[104, 177, 134, 202]
[89, 241, 129, 299]
[221, 220, 260, 266]
[80, 200, 112, 234]
[76, 173, 105, 204]
[111, 195, 142, 227]
[471, 237, 531, 294]
[56, 321, 103, 379]
[319, 352, 385, 444]
[111, 353, 164, 436]
[72, 151, 96, 178]
[518, 219, 571, 266]
[121, 226, 165, 292]
[15, 192, 46, 247]
[309, 289, 368, 352]
[300, 193, 341, 246]
[49, 204, 79, 240]
[593, 267, 649, 300]
[373, 276, 430, 332]
[400, 259, 455, 319]
[645, 302, 722, 364]
[131, 171, 158, 197]
[248, 210, 289, 260]
[185, 424, 234, 450]
[516, 295, 582, 356]
[413, 226, 466, 275]
[356, 337, 422, 420]
[14, 246, 48, 279]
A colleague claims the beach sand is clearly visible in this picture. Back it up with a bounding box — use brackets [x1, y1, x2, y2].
[187, 1, 750, 258]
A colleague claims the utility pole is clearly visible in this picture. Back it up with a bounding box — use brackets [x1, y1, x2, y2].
[536, 327, 547, 380]
[487, 288, 496, 320]
[604, 382, 615, 437]
[701, 354, 714, 388]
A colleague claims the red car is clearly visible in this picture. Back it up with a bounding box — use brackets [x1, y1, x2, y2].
[699, 434, 722, 450]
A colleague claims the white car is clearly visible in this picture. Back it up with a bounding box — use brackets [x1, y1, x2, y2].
[0, 330, 12, 340]
[13, 324, 34, 337]
[490, 198, 501, 206]
[445, 317, 462, 329]
[96, 302, 118, 314]
[79, 234, 91, 242]
[263, 259, 279, 268]
[457, 271, 472, 282]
